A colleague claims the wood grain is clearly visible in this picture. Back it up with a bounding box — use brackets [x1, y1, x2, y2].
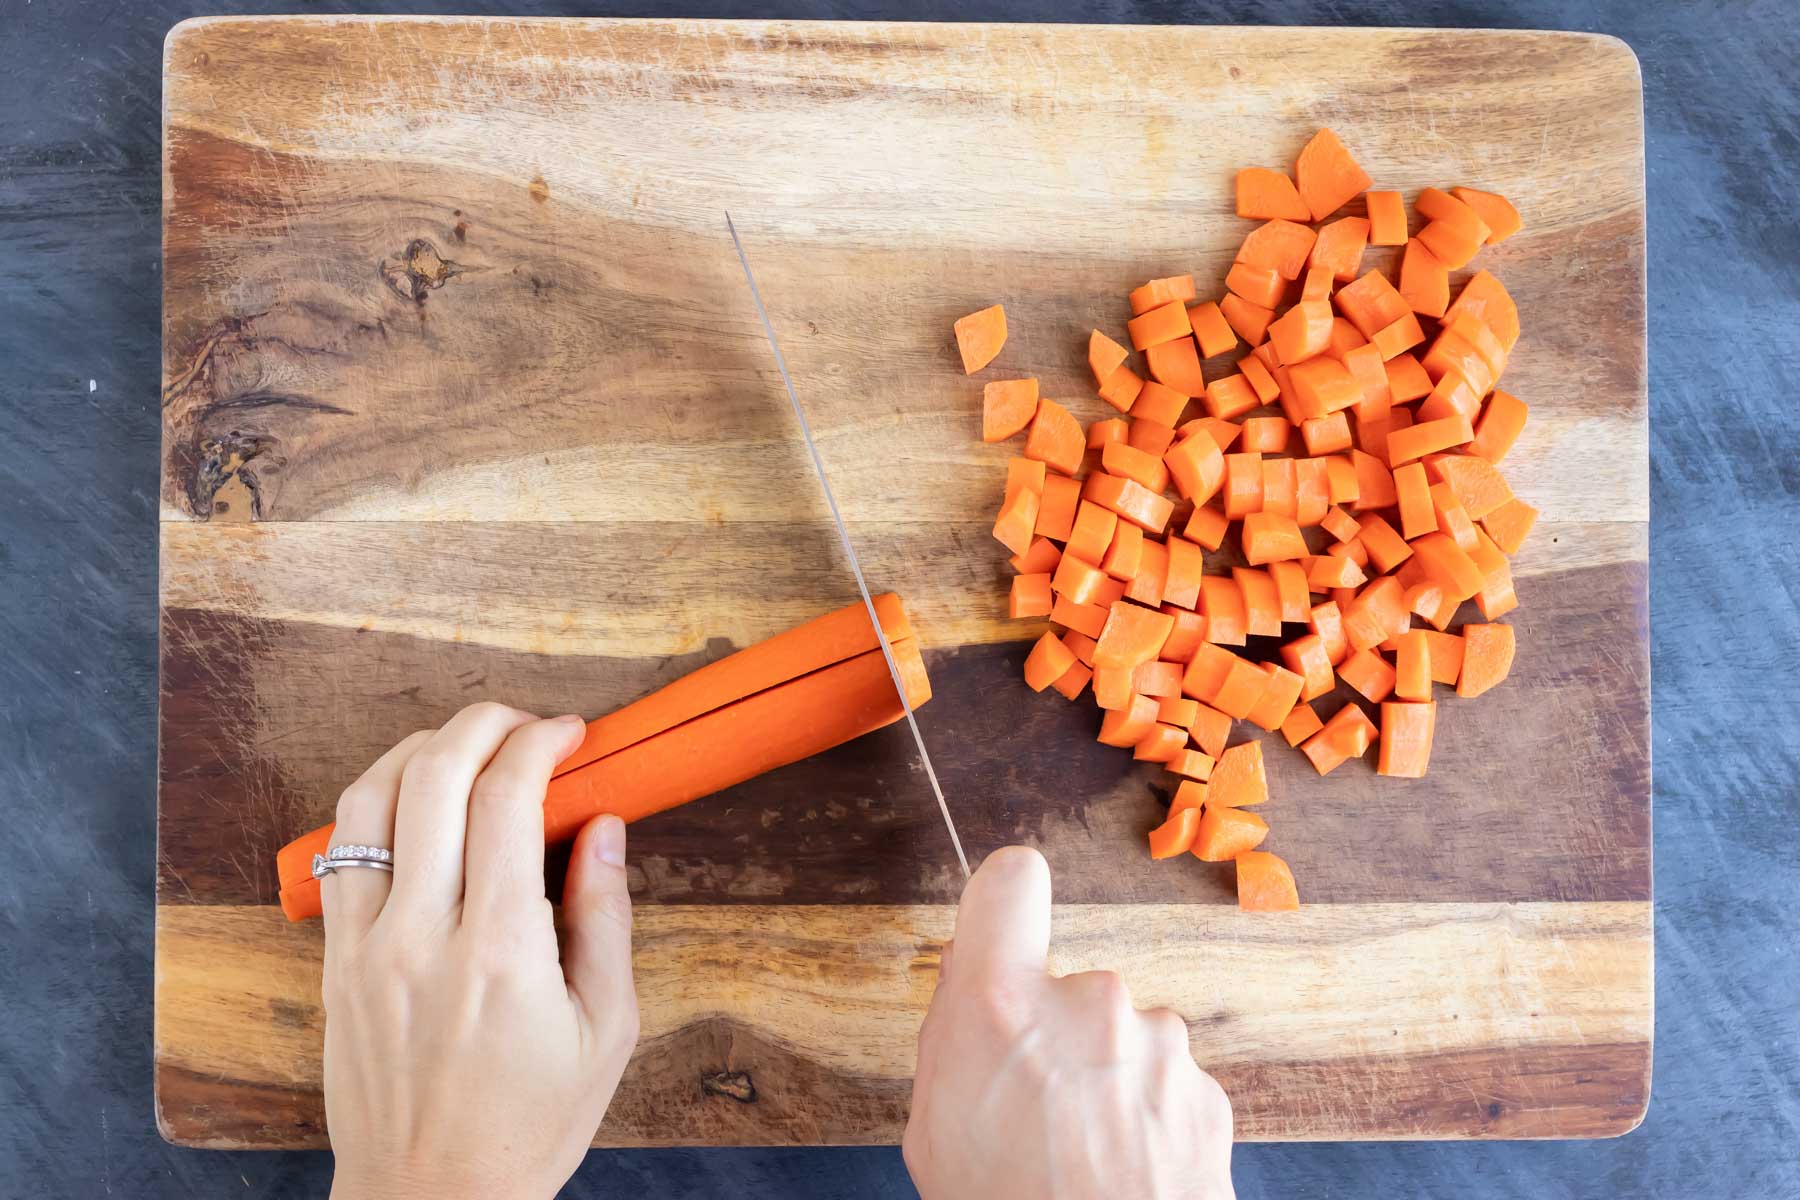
[159, 17, 1650, 1146]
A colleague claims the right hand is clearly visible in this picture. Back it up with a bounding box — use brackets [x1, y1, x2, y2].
[903, 847, 1234, 1199]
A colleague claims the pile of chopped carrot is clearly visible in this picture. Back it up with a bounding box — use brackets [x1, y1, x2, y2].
[964, 129, 1533, 912]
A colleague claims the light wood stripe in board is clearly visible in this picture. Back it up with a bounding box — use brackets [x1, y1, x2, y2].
[155, 900, 1652, 1146]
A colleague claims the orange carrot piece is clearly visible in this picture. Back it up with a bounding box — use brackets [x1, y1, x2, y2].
[1101, 442, 1170, 494]
[1416, 372, 1482, 424]
[1009, 535, 1061, 575]
[1101, 520, 1146, 581]
[1128, 418, 1177, 457]
[1005, 456, 1046, 500]
[1134, 721, 1189, 763]
[1385, 352, 1432, 402]
[1092, 665, 1134, 710]
[1410, 531, 1485, 601]
[982, 378, 1040, 443]
[1280, 634, 1333, 703]
[1399, 239, 1449, 318]
[992, 485, 1040, 555]
[1183, 417, 1242, 453]
[1310, 216, 1370, 282]
[1325, 317, 1369, 364]
[1094, 575, 1128, 609]
[1482, 496, 1539, 556]
[1133, 660, 1185, 703]
[1240, 416, 1291, 454]
[1200, 575, 1248, 646]
[1189, 302, 1238, 359]
[1145, 336, 1207, 397]
[1268, 560, 1310, 622]
[1242, 512, 1308, 565]
[1416, 218, 1482, 271]
[1133, 379, 1190, 428]
[1308, 552, 1366, 591]
[953, 304, 1007, 374]
[1065, 499, 1119, 564]
[1236, 167, 1312, 221]
[1163, 430, 1226, 505]
[1098, 364, 1145, 413]
[1343, 576, 1409, 653]
[1192, 805, 1270, 862]
[1209, 741, 1269, 808]
[1034, 472, 1081, 541]
[1129, 275, 1198, 316]
[1159, 694, 1201, 728]
[1301, 411, 1353, 456]
[1356, 514, 1414, 573]
[1301, 702, 1377, 775]
[1469, 390, 1529, 462]
[1084, 471, 1174, 534]
[1327, 537, 1370, 570]
[1421, 629, 1466, 686]
[1051, 553, 1109, 605]
[1062, 630, 1099, 667]
[1288, 356, 1362, 416]
[1335, 269, 1410, 339]
[1050, 590, 1110, 637]
[1321, 505, 1360, 544]
[1125, 538, 1169, 607]
[1324, 454, 1360, 506]
[1370, 312, 1426, 361]
[1350, 448, 1398, 510]
[1223, 452, 1264, 519]
[1235, 850, 1299, 912]
[1097, 693, 1161, 746]
[1294, 457, 1331, 527]
[1281, 700, 1324, 747]
[1182, 642, 1239, 704]
[1009, 572, 1053, 619]
[1024, 398, 1085, 475]
[1184, 503, 1230, 551]
[1225, 261, 1287, 310]
[1301, 264, 1334, 303]
[1050, 659, 1092, 700]
[1167, 747, 1214, 783]
[1087, 418, 1128, 450]
[1393, 629, 1432, 701]
[1260, 458, 1298, 520]
[1238, 218, 1318, 280]
[1343, 342, 1391, 417]
[1247, 663, 1304, 731]
[1234, 567, 1281, 638]
[1394, 461, 1437, 540]
[1429, 454, 1514, 519]
[1268, 298, 1335, 366]
[1217, 659, 1272, 722]
[1089, 330, 1130, 385]
[1295, 128, 1372, 221]
[1449, 187, 1522, 244]
[1338, 646, 1395, 703]
[1457, 623, 1515, 699]
[1127, 300, 1193, 352]
[1377, 701, 1437, 777]
[1093, 600, 1175, 669]
[1159, 606, 1209, 663]
[1203, 375, 1261, 424]
[1219, 293, 1276, 347]
[1188, 704, 1232, 760]
[1163, 537, 1206, 610]
[1445, 270, 1520, 352]
[1237, 354, 1279, 406]
[1309, 601, 1349, 665]
[1170, 779, 1208, 814]
[1023, 631, 1078, 691]
[1365, 189, 1407, 245]
[1147, 806, 1202, 859]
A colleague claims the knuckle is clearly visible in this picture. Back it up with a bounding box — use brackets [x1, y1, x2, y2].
[973, 975, 1035, 1039]
[460, 700, 515, 724]
[401, 746, 460, 792]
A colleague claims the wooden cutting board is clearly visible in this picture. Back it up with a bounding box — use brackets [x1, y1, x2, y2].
[156, 17, 1650, 1148]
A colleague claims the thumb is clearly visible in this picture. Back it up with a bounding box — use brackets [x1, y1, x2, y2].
[949, 845, 1051, 979]
[563, 814, 638, 1044]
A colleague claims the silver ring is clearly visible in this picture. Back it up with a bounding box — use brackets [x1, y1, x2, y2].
[312, 843, 395, 881]
[328, 843, 393, 864]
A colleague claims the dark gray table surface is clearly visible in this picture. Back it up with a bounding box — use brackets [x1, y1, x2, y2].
[3, 1, 1795, 1196]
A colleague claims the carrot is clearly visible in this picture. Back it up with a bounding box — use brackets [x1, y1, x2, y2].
[1417, 185, 1491, 241]
[1288, 356, 1361, 416]
[1349, 448, 1398, 510]
[1023, 631, 1077, 691]
[1482, 496, 1539, 556]
[1310, 216, 1370, 282]
[1260, 458, 1298, 520]
[1134, 661, 1185, 704]
[1420, 629, 1466, 687]
[1133, 379, 1190, 427]
[1124, 538, 1169, 607]
[1238, 354, 1280, 405]
[954, 304, 1007, 374]
[1392, 629, 1432, 702]
[1148, 806, 1203, 859]
[1211, 655, 1269, 720]
[1280, 702, 1323, 748]
[1240, 416, 1290, 454]
[1365, 189, 1407, 245]
[1469, 390, 1529, 462]
[1246, 663, 1304, 731]
[1323, 455, 1360, 506]
[1225, 261, 1287, 310]
[1084, 471, 1174, 533]
[1241, 512, 1307, 565]
[1062, 631, 1098, 667]
[1159, 606, 1209, 663]
[1307, 552, 1365, 591]
[1189, 704, 1233, 760]
[1182, 642, 1238, 704]
[1128, 417, 1177, 456]
[991, 484, 1040, 555]
[1295, 128, 1372, 221]
[1184, 502, 1230, 551]
[981, 378, 1039, 443]
[1352, 516, 1410, 577]
[1050, 660, 1092, 700]
[1163, 536, 1207, 609]
[1300, 411, 1352, 457]
[1337, 646, 1396, 703]
[1088, 330, 1130, 385]
[1086, 419, 1128, 450]
[1200, 575, 1248, 646]
[1268, 298, 1334, 365]
[1163, 430, 1225, 505]
[1345, 577, 1411, 655]
[1093, 665, 1134, 710]
[1101, 441, 1171, 494]
[1325, 317, 1369, 364]
[1098, 693, 1161, 747]
[1450, 187, 1522, 243]
[1294, 457, 1331, 527]
[1309, 600, 1349, 665]
[1384, 352, 1432, 402]
[1236, 167, 1312, 221]
[1197, 375, 1256, 423]
[1127, 300, 1193, 351]
[1009, 535, 1061, 575]
[1343, 342, 1390, 415]
[1267, 560, 1309, 622]
[1417, 219, 1482, 271]
[1050, 594, 1109, 638]
[1167, 780, 1207, 814]
[1393, 461, 1436, 540]
[1158, 694, 1200, 727]
[1010, 572, 1053, 619]
[1145, 336, 1207, 397]
[1189, 302, 1238, 359]
[1006, 455, 1047, 499]
[1300, 701, 1376, 775]
[1301, 264, 1334, 302]
[1098, 364, 1145, 412]
[1219, 293, 1275, 346]
[1050, 551, 1109, 605]
[1399, 239, 1449, 318]
[1234, 850, 1300, 912]
[1129, 275, 1198, 316]
[1238, 218, 1317, 280]
[1444, 270, 1519, 352]
[1101, 520, 1145, 580]
[1222, 451, 1264, 519]
[1208, 741, 1269, 807]
[1234, 567, 1281, 637]
[1024, 398, 1085, 475]
[1093, 600, 1176, 668]
[1335, 268, 1409, 338]
[1370, 312, 1426, 361]
[1320, 504, 1360, 545]
[1327, 536, 1370, 570]
[1377, 701, 1437, 777]
[1034, 473, 1081, 540]
[1416, 372, 1481, 424]
[1192, 805, 1270, 862]
[1134, 721, 1189, 762]
[1428, 453, 1514, 519]
[1409, 531, 1486, 601]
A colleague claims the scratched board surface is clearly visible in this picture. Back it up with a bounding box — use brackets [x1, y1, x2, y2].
[157, 17, 1649, 1147]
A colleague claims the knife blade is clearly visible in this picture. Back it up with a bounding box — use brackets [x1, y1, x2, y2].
[725, 213, 969, 879]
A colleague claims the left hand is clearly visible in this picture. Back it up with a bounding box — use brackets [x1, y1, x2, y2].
[319, 703, 641, 1200]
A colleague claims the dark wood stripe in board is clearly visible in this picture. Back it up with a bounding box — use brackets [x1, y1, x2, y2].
[158, 559, 1647, 909]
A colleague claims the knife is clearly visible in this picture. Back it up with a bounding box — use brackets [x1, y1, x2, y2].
[725, 213, 970, 879]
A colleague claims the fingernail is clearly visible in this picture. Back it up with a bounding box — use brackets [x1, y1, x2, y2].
[556, 713, 586, 726]
[595, 815, 626, 866]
